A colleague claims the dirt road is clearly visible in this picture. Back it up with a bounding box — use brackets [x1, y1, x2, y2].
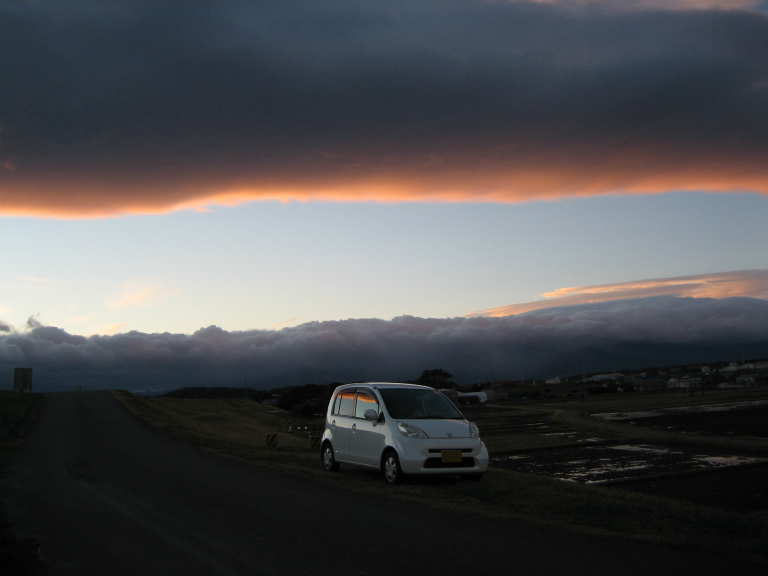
[1, 392, 762, 575]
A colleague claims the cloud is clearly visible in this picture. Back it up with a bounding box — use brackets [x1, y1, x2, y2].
[92, 323, 127, 335]
[273, 317, 300, 330]
[104, 281, 179, 309]
[468, 270, 768, 317]
[20, 276, 61, 284]
[1, 296, 767, 390]
[532, 0, 762, 9]
[2, 1, 768, 217]
[8, 276, 66, 296]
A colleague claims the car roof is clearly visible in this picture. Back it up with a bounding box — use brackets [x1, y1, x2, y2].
[336, 382, 433, 391]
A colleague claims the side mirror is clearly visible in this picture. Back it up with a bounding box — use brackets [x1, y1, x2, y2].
[364, 409, 378, 421]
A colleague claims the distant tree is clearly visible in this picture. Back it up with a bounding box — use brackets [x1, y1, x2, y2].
[413, 369, 454, 388]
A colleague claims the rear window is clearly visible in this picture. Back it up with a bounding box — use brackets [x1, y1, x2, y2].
[379, 388, 463, 420]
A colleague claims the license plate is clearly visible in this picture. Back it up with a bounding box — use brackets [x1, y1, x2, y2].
[441, 450, 462, 463]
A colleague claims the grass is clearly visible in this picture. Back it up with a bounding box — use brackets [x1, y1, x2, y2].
[0, 391, 43, 466]
[0, 391, 47, 575]
[114, 389, 768, 565]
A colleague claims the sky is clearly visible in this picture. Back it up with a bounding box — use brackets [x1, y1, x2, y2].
[1, 1, 768, 390]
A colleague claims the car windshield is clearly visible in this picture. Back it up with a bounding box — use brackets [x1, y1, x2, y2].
[378, 388, 463, 420]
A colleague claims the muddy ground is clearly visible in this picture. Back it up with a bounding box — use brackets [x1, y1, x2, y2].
[609, 404, 768, 438]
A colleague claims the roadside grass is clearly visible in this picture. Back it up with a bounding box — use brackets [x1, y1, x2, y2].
[0, 391, 48, 576]
[113, 390, 768, 565]
[0, 391, 43, 466]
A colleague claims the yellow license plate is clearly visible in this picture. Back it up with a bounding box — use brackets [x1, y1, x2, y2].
[441, 450, 462, 463]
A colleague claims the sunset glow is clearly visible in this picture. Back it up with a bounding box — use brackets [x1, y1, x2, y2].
[467, 271, 768, 317]
[3, 165, 768, 219]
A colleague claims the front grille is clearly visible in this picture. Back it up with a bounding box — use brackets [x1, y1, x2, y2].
[423, 457, 475, 469]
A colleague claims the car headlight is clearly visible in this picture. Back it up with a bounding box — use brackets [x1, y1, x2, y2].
[469, 422, 480, 439]
[398, 421, 429, 439]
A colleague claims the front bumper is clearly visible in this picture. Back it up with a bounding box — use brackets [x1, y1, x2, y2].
[396, 438, 489, 475]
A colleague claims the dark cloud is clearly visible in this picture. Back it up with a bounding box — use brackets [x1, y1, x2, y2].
[1, 1, 768, 215]
[1, 296, 767, 391]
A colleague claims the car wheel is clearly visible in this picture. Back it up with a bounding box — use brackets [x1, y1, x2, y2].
[382, 450, 404, 485]
[461, 472, 484, 481]
[322, 442, 339, 472]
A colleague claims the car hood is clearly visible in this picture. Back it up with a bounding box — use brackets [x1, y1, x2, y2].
[399, 418, 471, 439]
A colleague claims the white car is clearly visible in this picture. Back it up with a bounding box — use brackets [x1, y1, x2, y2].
[320, 382, 489, 484]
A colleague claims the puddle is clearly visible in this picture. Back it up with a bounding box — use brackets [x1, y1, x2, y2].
[609, 444, 678, 454]
[491, 443, 766, 483]
[693, 455, 757, 466]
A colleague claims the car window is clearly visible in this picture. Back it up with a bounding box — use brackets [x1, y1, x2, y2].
[379, 388, 463, 419]
[337, 390, 356, 417]
[332, 393, 342, 415]
[354, 390, 378, 419]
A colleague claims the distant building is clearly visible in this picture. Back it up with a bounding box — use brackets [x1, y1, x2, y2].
[545, 376, 561, 384]
[586, 373, 624, 382]
[630, 376, 666, 392]
[667, 376, 702, 389]
[720, 363, 740, 373]
[735, 374, 757, 386]
[438, 389, 460, 405]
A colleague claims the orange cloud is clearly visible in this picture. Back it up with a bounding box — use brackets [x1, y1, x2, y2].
[91, 323, 127, 335]
[104, 281, 179, 309]
[2, 152, 768, 219]
[272, 317, 300, 329]
[467, 270, 768, 317]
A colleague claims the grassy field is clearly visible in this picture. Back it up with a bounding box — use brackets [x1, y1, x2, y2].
[114, 389, 768, 565]
[0, 391, 47, 575]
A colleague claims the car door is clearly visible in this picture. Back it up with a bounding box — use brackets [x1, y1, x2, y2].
[330, 388, 356, 461]
[348, 388, 385, 467]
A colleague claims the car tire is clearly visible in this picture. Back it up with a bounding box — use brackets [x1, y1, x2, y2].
[321, 442, 340, 472]
[382, 450, 404, 485]
[461, 472, 484, 481]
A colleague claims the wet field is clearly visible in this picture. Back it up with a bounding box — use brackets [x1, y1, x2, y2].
[485, 398, 768, 510]
[491, 443, 765, 484]
[591, 401, 768, 438]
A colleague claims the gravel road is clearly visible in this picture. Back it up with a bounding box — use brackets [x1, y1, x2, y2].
[1, 392, 763, 575]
